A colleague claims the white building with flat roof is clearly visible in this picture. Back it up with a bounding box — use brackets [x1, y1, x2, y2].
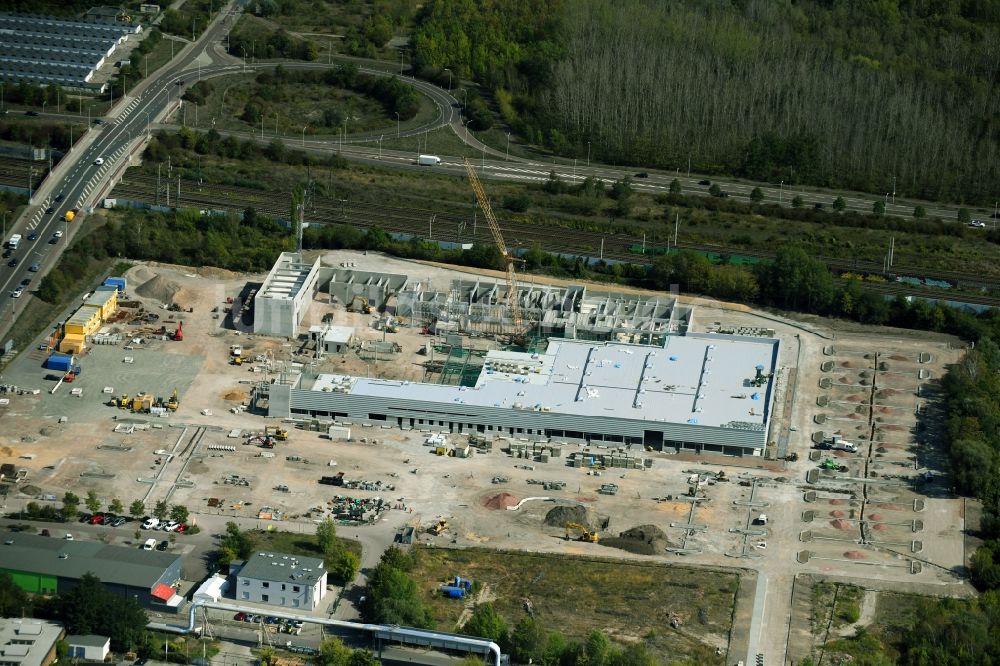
[0, 620, 63, 666]
[253, 252, 321, 338]
[235, 552, 327, 610]
[260, 333, 779, 456]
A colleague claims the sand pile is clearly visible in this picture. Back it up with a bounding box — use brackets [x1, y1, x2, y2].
[544, 504, 595, 528]
[829, 499, 846, 505]
[136, 274, 182, 303]
[879, 503, 903, 511]
[483, 492, 519, 510]
[830, 510, 845, 518]
[601, 524, 676, 555]
[831, 519, 851, 530]
[872, 523, 887, 531]
[222, 389, 249, 402]
[132, 266, 156, 283]
[868, 513, 883, 521]
[844, 550, 866, 560]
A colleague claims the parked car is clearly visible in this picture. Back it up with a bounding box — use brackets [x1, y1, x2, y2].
[27, 232, 37, 241]
[10, 288, 22, 298]
[173, 523, 187, 533]
[45, 207, 54, 214]
[264, 616, 278, 625]
[93, 157, 104, 166]
[141, 517, 159, 529]
[698, 179, 711, 186]
[21, 277, 31, 287]
[54, 193, 64, 202]
[234, 612, 247, 622]
[90, 514, 105, 525]
[7, 258, 18, 267]
[111, 516, 127, 527]
[29, 262, 40, 272]
[78, 513, 92, 523]
[162, 520, 178, 532]
[40, 529, 50, 537]
[155, 540, 169, 551]
[53, 230, 63, 238]
[64, 533, 73, 540]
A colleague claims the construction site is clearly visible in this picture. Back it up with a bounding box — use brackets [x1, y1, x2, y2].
[0, 159, 975, 665]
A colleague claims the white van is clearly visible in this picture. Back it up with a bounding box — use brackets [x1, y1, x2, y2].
[417, 154, 441, 166]
[143, 538, 157, 551]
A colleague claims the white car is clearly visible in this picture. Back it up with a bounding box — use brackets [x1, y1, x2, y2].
[93, 157, 104, 166]
[11, 288, 22, 298]
[142, 517, 159, 530]
[53, 231, 63, 239]
[161, 520, 178, 532]
[64, 533, 73, 540]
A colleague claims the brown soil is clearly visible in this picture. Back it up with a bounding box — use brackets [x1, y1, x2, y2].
[830, 510, 846, 518]
[883, 425, 907, 431]
[831, 519, 852, 529]
[889, 355, 910, 362]
[221, 389, 249, 402]
[543, 504, 595, 528]
[872, 523, 888, 531]
[830, 499, 846, 506]
[867, 513, 883, 521]
[483, 492, 519, 510]
[879, 503, 904, 511]
[600, 524, 677, 555]
[844, 550, 867, 559]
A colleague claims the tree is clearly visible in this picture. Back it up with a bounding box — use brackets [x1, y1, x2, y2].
[85, 490, 101, 514]
[347, 650, 379, 666]
[913, 205, 927, 218]
[153, 500, 169, 520]
[462, 603, 509, 646]
[958, 207, 971, 224]
[708, 183, 722, 197]
[583, 630, 612, 666]
[832, 196, 846, 212]
[749, 186, 764, 202]
[62, 492, 80, 522]
[0, 573, 30, 617]
[331, 550, 360, 584]
[318, 637, 352, 666]
[669, 178, 681, 194]
[169, 505, 189, 523]
[509, 616, 545, 663]
[129, 500, 145, 519]
[258, 647, 277, 666]
[109, 498, 124, 515]
[873, 200, 885, 216]
[791, 194, 804, 208]
[316, 517, 338, 557]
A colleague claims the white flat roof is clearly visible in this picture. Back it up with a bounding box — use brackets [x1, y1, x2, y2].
[309, 335, 778, 429]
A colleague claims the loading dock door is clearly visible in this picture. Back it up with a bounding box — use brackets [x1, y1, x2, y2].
[643, 430, 664, 449]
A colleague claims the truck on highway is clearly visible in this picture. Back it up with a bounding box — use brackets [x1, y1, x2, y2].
[417, 154, 441, 166]
[6, 234, 21, 250]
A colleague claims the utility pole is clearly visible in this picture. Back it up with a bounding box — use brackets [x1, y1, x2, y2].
[599, 237, 604, 260]
[177, 175, 181, 204]
[157, 164, 161, 205]
[642, 232, 646, 254]
[674, 213, 679, 246]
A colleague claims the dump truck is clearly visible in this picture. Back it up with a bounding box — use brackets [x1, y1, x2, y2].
[565, 522, 599, 543]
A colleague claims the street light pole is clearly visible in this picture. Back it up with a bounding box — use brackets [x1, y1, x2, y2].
[444, 68, 452, 92]
[779, 180, 783, 204]
[587, 141, 591, 166]
[395, 112, 399, 138]
[378, 135, 383, 160]
[505, 132, 510, 161]
[301, 125, 307, 148]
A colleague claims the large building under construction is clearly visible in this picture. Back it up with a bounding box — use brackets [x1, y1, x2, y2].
[260, 333, 779, 456]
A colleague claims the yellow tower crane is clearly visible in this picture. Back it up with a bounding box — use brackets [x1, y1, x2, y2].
[463, 158, 525, 336]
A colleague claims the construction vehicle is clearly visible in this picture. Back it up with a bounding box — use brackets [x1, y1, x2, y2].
[265, 426, 289, 441]
[231, 356, 243, 365]
[171, 321, 184, 341]
[429, 519, 449, 535]
[349, 295, 372, 314]
[130, 393, 154, 413]
[464, 158, 529, 343]
[565, 522, 599, 543]
[434, 446, 448, 456]
[166, 389, 179, 412]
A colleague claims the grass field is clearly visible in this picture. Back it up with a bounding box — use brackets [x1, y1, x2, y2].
[249, 528, 362, 566]
[816, 590, 927, 664]
[408, 547, 737, 665]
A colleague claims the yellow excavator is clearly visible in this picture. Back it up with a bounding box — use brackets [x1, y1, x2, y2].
[565, 522, 599, 543]
[429, 519, 449, 535]
[265, 426, 289, 441]
[166, 389, 179, 412]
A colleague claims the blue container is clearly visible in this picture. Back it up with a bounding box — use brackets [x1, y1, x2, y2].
[440, 586, 465, 599]
[104, 277, 127, 293]
[463, 580, 472, 590]
[45, 354, 72, 372]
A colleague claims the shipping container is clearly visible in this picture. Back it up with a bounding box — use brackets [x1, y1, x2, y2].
[103, 277, 127, 293]
[45, 354, 73, 372]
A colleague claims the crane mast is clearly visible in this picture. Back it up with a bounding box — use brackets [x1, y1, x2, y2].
[463, 158, 524, 331]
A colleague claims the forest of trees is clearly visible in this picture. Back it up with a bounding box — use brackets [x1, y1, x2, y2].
[412, 0, 999, 205]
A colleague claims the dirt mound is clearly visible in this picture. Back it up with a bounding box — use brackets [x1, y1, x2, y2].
[867, 513, 883, 521]
[132, 266, 156, 283]
[483, 493, 519, 510]
[889, 355, 910, 362]
[0, 446, 12, 457]
[829, 499, 846, 505]
[872, 523, 888, 530]
[831, 519, 851, 530]
[544, 504, 594, 528]
[19, 484, 40, 497]
[844, 550, 867, 559]
[601, 524, 676, 555]
[830, 510, 846, 518]
[198, 266, 241, 280]
[136, 274, 181, 303]
[879, 503, 903, 511]
[221, 389, 249, 402]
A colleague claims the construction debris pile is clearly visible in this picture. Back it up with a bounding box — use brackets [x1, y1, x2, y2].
[527, 479, 566, 491]
[327, 495, 388, 523]
[600, 525, 677, 555]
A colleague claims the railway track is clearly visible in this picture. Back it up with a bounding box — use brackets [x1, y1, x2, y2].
[110, 173, 1000, 307]
[0, 156, 48, 189]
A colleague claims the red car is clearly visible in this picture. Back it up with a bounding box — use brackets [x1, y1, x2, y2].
[89, 514, 105, 525]
[173, 523, 187, 533]
[234, 612, 246, 622]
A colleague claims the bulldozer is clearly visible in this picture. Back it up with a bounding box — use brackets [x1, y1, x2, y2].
[265, 426, 289, 441]
[565, 522, 599, 543]
[429, 519, 449, 535]
[108, 392, 128, 408]
[166, 389, 179, 412]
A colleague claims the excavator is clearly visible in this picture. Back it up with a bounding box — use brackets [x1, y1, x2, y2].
[265, 426, 289, 441]
[429, 519, 449, 535]
[166, 389, 179, 412]
[565, 522, 599, 543]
